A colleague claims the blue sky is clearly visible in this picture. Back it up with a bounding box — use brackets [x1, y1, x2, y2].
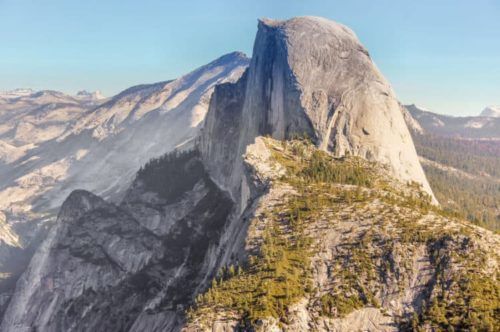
[1, 0, 499, 116]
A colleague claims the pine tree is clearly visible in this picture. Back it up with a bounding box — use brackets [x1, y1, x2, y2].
[229, 265, 236, 277]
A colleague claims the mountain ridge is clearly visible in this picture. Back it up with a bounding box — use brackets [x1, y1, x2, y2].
[405, 104, 500, 139]
[0, 16, 498, 332]
[481, 105, 500, 118]
[403, 104, 500, 231]
[0, 52, 249, 318]
[202, 16, 435, 205]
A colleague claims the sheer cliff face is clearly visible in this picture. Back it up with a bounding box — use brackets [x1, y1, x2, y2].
[202, 17, 434, 201]
[0, 153, 235, 332]
[0, 52, 248, 317]
[1, 16, 454, 332]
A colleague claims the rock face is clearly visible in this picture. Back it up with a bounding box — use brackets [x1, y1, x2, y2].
[186, 138, 500, 332]
[202, 17, 434, 202]
[0, 89, 101, 316]
[7, 16, 497, 332]
[0, 52, 248, 314]
[0, 152, 235, 332]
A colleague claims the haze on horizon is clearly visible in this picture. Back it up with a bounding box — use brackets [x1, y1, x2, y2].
[1, 0, 499, 116]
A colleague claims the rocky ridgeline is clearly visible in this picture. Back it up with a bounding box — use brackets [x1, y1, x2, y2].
[1, 16, 498, 332]
[201, 17, 435, 205]
[0, 52, 248, 316]
[0, 151, 235, 331]
[185, 137, 499, 331]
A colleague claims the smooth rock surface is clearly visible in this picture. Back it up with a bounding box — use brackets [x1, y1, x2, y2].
[202, 17, 435, 203]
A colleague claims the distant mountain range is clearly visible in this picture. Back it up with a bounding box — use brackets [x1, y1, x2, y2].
[0, 17, 498, 332]
[481, 105, 500, 118]
[403, 104, 499, 232]
[0, 52, 248, 316]
[405, 104, 500, 139]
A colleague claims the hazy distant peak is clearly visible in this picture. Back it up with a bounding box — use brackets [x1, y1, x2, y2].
[0, 88, 35, 98]
[31, 90, 66, 98]
[75, 90, 105, 100]
[480, 105, 500, 117]
[404, 104, 500, 139]
[408, 104, 433, 113]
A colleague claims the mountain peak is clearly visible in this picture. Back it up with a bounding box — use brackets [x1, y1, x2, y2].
[216, 51, 248, 61]
[58, 189, 106, 221]
[202, 16, 435, 202]
[197, 51, 249, 74]
[75, 90, 105, 100]
[259, 16, 358, 38]
[480, 105, 500, 117]
[0, 88, 35, 98]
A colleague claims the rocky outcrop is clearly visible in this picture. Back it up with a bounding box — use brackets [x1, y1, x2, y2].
[0, 152, 236, 332]
[187, 137, 500, 332]
[202, 17, 434, 203]
[6, 16, 497, 332]
[401, 104, 424, 135]
[0, 52, 249, 317]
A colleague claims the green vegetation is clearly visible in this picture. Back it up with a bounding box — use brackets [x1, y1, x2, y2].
[412, 133, 500, 231]
[299, 150, 372, 187]
[274, 139, 378, 188]
[278, 139, 499, 330]
[187, 138, 499, 330]
[187, 190, 314, 327]
[423, 165, 499, 231]
[188, 139, 380, 327]
[410, 246, 500, 331]
[413, 134, 500, 178]
[319, 244, 380, 318]
[136, 150, 206, 203]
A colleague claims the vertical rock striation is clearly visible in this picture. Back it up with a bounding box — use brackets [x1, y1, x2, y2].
[202, 16, 435, 204]
[1, 16, 451, 332]
[0, 153, 235, 332]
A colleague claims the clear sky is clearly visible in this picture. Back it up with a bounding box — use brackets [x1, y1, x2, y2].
[1, 0, 499, 116]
